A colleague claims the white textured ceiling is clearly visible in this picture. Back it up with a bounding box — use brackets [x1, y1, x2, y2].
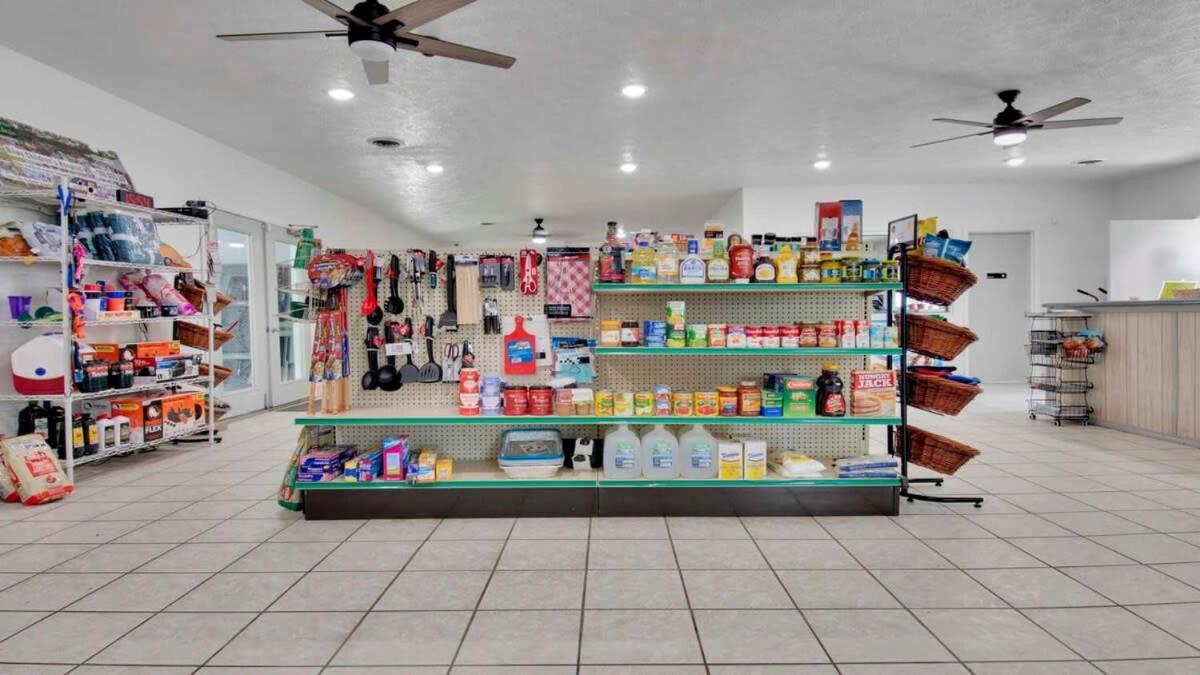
[2, 0, 1199, 243]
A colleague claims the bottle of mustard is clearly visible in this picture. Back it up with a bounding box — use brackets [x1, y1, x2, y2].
[775, 243, 798, 284]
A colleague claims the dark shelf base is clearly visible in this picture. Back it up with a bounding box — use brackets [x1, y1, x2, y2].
[302, 485, 900, 519]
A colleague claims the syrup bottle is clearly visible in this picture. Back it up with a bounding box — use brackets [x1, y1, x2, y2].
[815, 363, 846, 417]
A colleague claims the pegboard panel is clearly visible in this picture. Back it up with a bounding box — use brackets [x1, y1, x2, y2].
[333, 248, 875, 463]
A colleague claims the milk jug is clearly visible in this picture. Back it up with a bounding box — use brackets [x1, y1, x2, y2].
[603, 424, 641, 478]
[679, 424, 718, 479]
[641, 424, 681, 479]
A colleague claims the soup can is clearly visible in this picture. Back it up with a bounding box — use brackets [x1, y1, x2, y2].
[594, 389, 614, 416]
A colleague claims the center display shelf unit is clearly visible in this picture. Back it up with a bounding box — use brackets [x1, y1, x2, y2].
[0, 185, 218, 480]
[1026, 311, 1095, 425]
[293, 250, 912, 519]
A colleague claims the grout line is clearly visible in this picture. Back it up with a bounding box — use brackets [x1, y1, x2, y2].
[446, 518, 516, 668]
[664, 517, 709, 667]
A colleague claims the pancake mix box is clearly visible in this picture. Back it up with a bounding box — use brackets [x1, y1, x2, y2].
[850, 369, 897, 417]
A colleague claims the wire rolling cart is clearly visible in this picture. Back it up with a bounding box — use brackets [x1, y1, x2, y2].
[887, 246, 984, 508]
[1027, 312, 1094, 425]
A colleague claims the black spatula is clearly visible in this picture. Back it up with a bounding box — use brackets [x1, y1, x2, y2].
[438, 254, 458, 331]
[419, 315, 443, 383]
[398, 317, 422, 384]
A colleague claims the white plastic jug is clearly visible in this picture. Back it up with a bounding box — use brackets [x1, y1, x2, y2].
[641, 424, 681, 479]
[603, 423, 641, 478]
[679, 424, 718, 479]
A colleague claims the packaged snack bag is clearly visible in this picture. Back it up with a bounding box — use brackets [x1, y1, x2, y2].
[1, 435, 74, 505]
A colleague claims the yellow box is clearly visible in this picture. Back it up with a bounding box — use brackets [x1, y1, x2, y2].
[718, 440, 743, 480]
[435, 456, 453, 481]
[742, 439, 767, 480]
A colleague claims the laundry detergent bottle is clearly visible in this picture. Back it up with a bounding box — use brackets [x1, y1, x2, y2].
[603, 423, 641, 478]
[679, 424, 719, 479]
[641, 424, 681, 479]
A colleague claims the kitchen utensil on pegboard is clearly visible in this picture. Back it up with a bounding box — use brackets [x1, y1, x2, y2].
[377, 321, 401, 392]
[361, 327, 381, 390]
[385, 253, 404, 315]
[502, 315, 537, 376]
[361, 250, 383, 325]
[419, 315, 443, 383]
[519, 249, 540, 295]
[454, 254, 482, 325]
[438, 254, 458, 331]
[398, 317, 422, 384]
[441, 343, 460, 383]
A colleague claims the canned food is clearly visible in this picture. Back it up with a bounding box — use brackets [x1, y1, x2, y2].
[761, 325, 781, 349]
[666, 335, 687, 349]
[881, 259, 900, 282]
[842, 256, 863, 282]
[780, 325, 800, 349]
[614, 391, 634, 416]
[653, 384, 672, 416]
[634, 391, 654, 416]
[528, 385, 553, 416]
[553, 388, 574, 416]
[672, 391, 693, 416]
[620, 321, 641, 347]
[800, 264, 821, 283]
[707, 324, 727, 348]
[817, 322, 838, 348]
[599, 320, 622, 347]
[761, 389, 783, 416]
[595, 390, 614, 416]
[717, 386, 739, 416]
[686, 323, 708, 348]
[503, 385, 529, 416]
[745, 325, 763, 349]
[799, 323, 819, 347]
[820, 258, 843, 283]
[738, 381, 762, 416]
[694, 390, 719, 417]
[726, 325, 747, 348]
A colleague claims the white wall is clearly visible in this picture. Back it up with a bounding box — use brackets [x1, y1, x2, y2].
[1109, 219, 1200, 301]
[705, 189, 744, 232]
[742, 183, 1115, 309]
[0, 45, 431, 248]
[1113, 159, 1200, 221]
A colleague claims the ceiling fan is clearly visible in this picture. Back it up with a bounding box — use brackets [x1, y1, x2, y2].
[912, 90, 1122, 148]
[217, 0, 515, 85]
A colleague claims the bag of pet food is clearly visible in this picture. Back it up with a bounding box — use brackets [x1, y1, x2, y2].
[0, 435, 74, 505]
[0, 455, 21, 503]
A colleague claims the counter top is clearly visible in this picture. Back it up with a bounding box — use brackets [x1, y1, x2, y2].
[1044, 299, 1200, 311]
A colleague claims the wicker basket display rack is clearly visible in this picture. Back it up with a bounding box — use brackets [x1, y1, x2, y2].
[900, 425, 980, 475]
[175, 321, 233, 351]
[199, 363, 234, 387]
[907, 371, 982, 416]
[178, 280, 233, 314]
[906, 255, 978, 306]
[905, 314, 978, 360]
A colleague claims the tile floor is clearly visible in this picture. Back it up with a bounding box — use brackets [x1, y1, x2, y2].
[0, 385, 1199, 672]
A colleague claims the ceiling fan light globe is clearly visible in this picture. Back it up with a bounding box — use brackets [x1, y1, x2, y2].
[349, 38, 394, 62]
[993, 127, 1027, 147]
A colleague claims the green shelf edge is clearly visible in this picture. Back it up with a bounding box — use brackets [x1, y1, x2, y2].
[591, 282, 902, 293]
[296, 476, 900, 490]
[294, 415, 902, 427]
[594, 347, 903, 356]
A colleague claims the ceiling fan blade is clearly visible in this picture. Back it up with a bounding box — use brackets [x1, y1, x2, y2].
[362, 59, 390, 85]
[1034, 117, 1124, 129]
[932, 118, 996, 128]
[300, 0, 371, 27]
[400, 33, 515, 68]
[376, 0, 476, 30]
[910, 131, 991, 148]
[217, 30, 345, 41]
[1019, 97, 1090, 124]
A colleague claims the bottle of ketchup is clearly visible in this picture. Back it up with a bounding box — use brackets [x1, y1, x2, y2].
[727, 234, 754, 281]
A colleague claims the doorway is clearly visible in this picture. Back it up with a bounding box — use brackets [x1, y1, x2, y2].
[967, 232, 1033, 383]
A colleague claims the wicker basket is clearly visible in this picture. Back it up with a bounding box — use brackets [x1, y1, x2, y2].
[908, 371, 982, 415]
[199, 363, 234, 387]
[178, 280, 233, 314]
[175, 321, 233, 351]
[905, 315, 978, 360]
[901, 426, 980, 474]
[906, 255, 978, 306]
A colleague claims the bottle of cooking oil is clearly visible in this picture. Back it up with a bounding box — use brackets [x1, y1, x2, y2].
[655, 240, 679, 283]
[630, 240, 658, 284]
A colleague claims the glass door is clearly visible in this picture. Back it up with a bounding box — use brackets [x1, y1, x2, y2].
[265, 226, 313, 406]
[212, 212, 269, 416]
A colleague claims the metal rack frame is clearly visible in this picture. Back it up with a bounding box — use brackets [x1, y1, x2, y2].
[1027, 312, 1095, 426]
[888, 247, 984, 508]
[0, 184, 217, 481]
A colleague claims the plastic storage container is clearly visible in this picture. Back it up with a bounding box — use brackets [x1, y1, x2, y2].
[603, 423, 641, 478]
[498, 428, 564, 479]
[678, 424, 718, 479]
[641, 424, 681, 479]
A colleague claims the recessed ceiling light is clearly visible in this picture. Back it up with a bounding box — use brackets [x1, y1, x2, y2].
[621, 84, 647, 99]
[1004, 155, 1026, 167]
[327, 88, 355, 101]
[425, 163, 444, 174]
[993, 127, 1026, 147]
[812, 158, 832, 171]
[619, 162, 638, 174]
[1076, 158, 1105, 165]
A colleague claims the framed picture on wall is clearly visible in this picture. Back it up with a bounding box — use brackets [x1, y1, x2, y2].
[888, 214, 918, 258]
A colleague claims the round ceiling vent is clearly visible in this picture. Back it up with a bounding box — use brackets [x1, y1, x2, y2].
[367, 136, 405, 149]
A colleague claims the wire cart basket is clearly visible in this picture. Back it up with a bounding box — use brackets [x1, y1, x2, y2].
[1027, 312, 1096, 425]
